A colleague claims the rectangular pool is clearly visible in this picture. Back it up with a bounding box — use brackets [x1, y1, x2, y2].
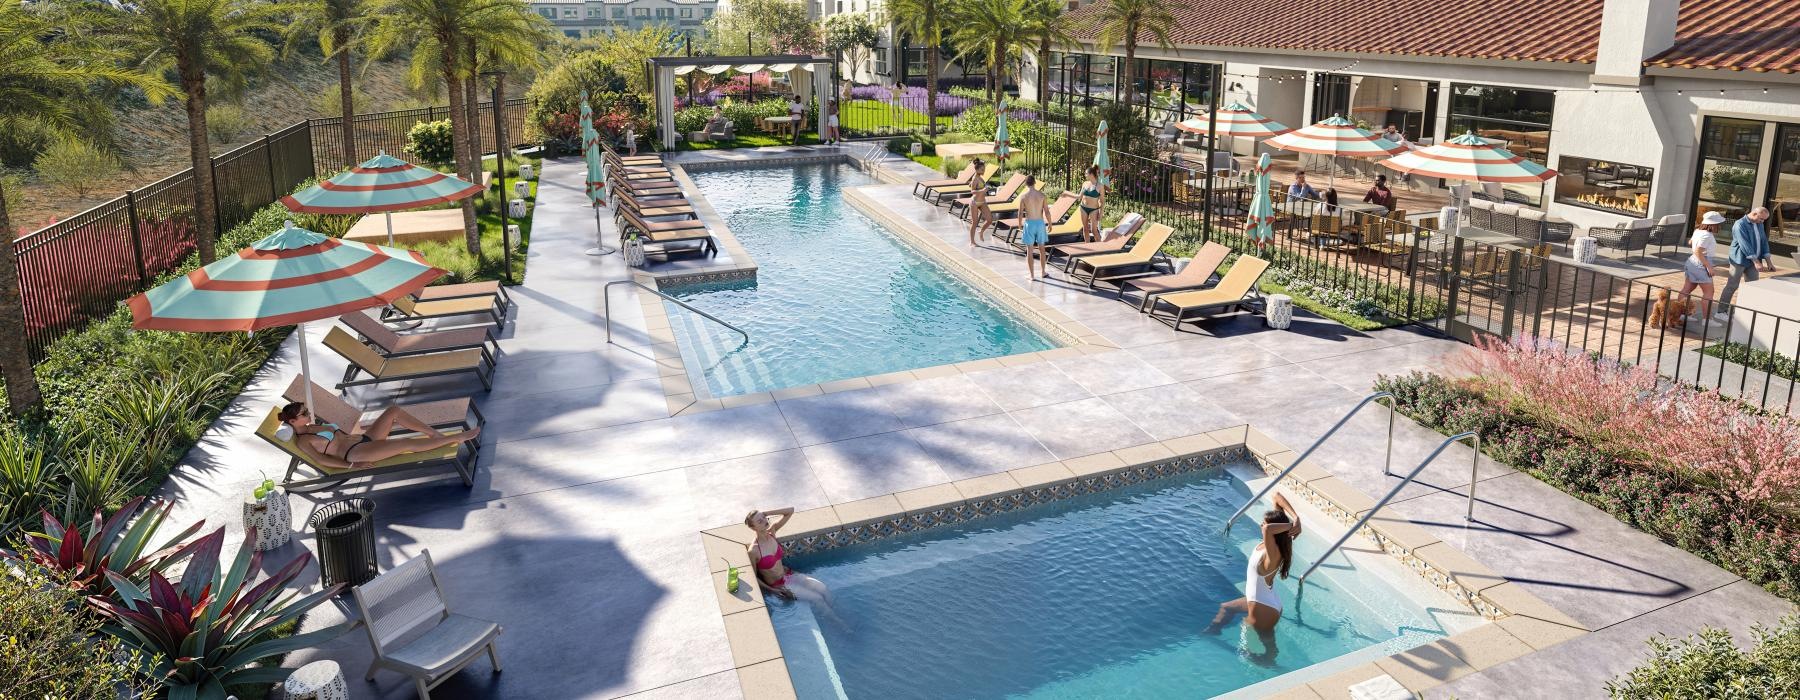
[768, 466, 1476, 699]
[663, 163, 1057, 397]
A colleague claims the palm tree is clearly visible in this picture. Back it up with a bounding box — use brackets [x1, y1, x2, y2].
[1089, 0, 1175, 107]
[947, 0, 1024, 105]
[92, 0, 284, 265]
[1021, 0, 1075, 110]
[0, 0, 173, 410]
[887, 0, 947, 137]
[286, 0, 368, 168]
[459, 5, 545, 171]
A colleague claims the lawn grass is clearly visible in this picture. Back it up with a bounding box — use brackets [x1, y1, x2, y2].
[842, 99, 954, 133]
[408, 155, 539, 285]
[909, 154, 943, 172]
[674, 133, 810, 150]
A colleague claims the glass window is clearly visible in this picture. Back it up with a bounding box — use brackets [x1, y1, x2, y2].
[681, 8, 692, 17]
[632, 7, 647, 16]
[1768, 123, 1800, 251]
[563, 29, 580, 37]
[1181, 62, 1214, 119]
[1312, 73, 1350, 122]
[904, 47, 928, 77]
[561, 8, 577, 17]
[538, 7, 555, 18]
[587, 7, 600, 17]
[656, 8, 671, 17]
[873, 43, 889, 75]
[1555, 156, 1654, 217]
[1086, 55, 1117, 103]
[1449, 83, 1555, 205]
[1694, 116, 1764, 222]
[613, 7, 624, 17]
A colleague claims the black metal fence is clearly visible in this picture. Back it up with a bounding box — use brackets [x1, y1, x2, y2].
[10, 99, 529, 360]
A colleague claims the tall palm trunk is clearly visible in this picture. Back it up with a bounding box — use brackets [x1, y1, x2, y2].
[991, 37, 1003, 104]
[0, 186, 41, 412]
[1121, 19, 1138, 106]
[1038, 36, 1050, 108]
[439, 37, 480, 256]
[180, 61, 218, 264]
[925, 45, 939, 138]
[464, 41, 481, 163]
[335, 26, 357, 166]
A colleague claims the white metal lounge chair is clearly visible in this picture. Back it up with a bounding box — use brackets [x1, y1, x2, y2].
[353, 550, 503, 698]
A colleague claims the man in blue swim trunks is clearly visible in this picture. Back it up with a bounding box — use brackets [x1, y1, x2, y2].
[1019, 175, 1051, 281]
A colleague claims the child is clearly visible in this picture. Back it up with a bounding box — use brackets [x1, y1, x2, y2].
[826, 103, 840, 145]
[624, 126, 637, 156]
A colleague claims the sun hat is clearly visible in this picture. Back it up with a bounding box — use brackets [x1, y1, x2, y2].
[1701, 211, 1728, 225]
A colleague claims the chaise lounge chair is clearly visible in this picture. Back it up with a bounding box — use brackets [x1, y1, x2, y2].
[1049, 214, 1144, 265]
[415, 280, 511, 307]
[602, 142, 662, 166]
[1065, 223, 1177, 287]
[341, 311, 498, 363]
[1119, 241, 1231, 310]
[616, 189, 696, 226]
[324, 327, 494, 391]
[352, 550, 503, 699]
[383, 295, 506, 329]
[947, 173, 1026, 215]
[914, 162, 983, 199]
[254, 404, 478, 492]
[282, 376, 484, 443]
[618, 207, 717, 257]
[1147, 254, 1272, 332]
[991, 193, 1076, 239]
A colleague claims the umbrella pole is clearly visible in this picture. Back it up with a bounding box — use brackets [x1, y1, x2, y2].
[585, 204, 617, 256]
[296, 321, 316, 413]
[384, 212, 396, 248]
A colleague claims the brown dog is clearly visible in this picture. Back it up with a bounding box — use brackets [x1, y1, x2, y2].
[1649, 289, 1690, 329]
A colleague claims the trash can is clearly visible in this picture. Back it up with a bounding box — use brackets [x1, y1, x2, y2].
[309, 498, 377, 589]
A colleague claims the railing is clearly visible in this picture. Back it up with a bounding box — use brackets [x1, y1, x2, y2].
[1223, 392, 1396, 535]
[603, 280, 749, 347]
[1295, 431, 1480, 599]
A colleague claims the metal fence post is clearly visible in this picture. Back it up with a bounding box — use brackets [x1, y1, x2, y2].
[1403, 232, 1421, 318]
[262, 134, 277, 203]
[1445, 236, 1465, 334]
[1500, 249, 1522, 338]
[209, 159, 224, 236]
[124, 189, 148, 286]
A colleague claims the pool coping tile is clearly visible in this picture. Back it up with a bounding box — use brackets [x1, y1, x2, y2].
[1008, 461, 1076, 490]
[894, 483, 965, 514]
[712, 569, 765, 616]
[953, 472, 1023, 502]
[721, 609, 781, 668]
[833, 495, 904, 528]
[735, 658, 798, 700]
[1062, 451, 1127, 477]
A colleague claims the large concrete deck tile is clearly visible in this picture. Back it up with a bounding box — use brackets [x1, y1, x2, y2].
[904, 412, 1057, 480]
[683, 449, 832, 530]
[1243, 316, 1392, 364]
[872, 373, 1005, 428]
[1427, 580, 1795, 700]
[1389, 471, 1740, 631]
[1300, 336, 1465, 395]
[481, 377, 668, 442]
[1008, 396, 1157, 460]
[501, 289, 609, 332]
[1101, 382, 1243, 441]
[616, 670, 745, 700]
[1297, 407, 1515, 506]
[487, 343, 662, 397]
[774, 387, 904, 446]
[1051, 348, 1178, 395]
[964, 362, 1094, 411]
[491, 403, 798, 495]
[496, 315, 620, 355]
[1187, 363, 1361, 424]
[1127, 335, 1290, 382]
[1070, 309, 1194, 349]
[802, 431, 950, 502]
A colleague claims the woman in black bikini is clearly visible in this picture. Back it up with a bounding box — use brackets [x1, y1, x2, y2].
[279, 402, 479, 469]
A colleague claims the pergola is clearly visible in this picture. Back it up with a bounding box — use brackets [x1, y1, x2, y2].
[646, 55, 836, 149]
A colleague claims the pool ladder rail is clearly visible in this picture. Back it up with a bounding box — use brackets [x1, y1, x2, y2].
[1221, 392, 1398, 536]
[603, 280, 750, 348]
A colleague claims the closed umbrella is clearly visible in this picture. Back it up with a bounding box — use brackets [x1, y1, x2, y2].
[129, 222, 446, 412]
[1265, 115, 1404, 190]
[1378, 131, 1554, 184]
[281, 152, 482, 247]
[581, 90, 616, 256]
[993, 98, 1011, 165]
[1094, 120, 1111, 187]
[1245, 153, 1276, 249]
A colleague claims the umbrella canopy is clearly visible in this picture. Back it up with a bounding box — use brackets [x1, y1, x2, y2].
[1176, 101, 1292, 138]
[1094, 120, 1111, 187]
[1245, 153, 1276, 247]
[994, 98, 1011, 164]
[581, 90, 607, 207]
[1265, 116, 1404, 158]
[1379, 131, 1555, 183]
[280, 152, 482, 215]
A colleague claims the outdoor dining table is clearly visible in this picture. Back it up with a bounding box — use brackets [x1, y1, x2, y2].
[760, 115, 799, 135]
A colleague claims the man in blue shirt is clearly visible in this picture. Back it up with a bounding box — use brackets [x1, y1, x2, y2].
[1718, 206, 1774, 314]
[1287, 170, 1319, 200]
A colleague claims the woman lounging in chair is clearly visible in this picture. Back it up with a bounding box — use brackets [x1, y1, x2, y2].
[279, 402, 479, 470]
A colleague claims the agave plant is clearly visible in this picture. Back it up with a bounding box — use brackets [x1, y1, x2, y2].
[90, 527, 348, 698]
[11, 496, 206, 601]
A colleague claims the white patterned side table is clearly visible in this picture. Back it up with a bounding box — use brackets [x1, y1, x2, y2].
[1573, 236, 1598, 265]
[1265, 294, 1294, 330]
[241, 490, 291, 552]
[283, 660, 348, 700]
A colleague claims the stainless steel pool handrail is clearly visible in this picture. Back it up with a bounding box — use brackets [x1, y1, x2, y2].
[1222, 392, 1396, 535]
[1294, 431, 1480, 598]
[604, 280, 750, 347]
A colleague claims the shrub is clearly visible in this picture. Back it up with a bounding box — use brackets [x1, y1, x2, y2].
[405, 119, 455, 165]
[1607, 616, 1800, 699]
[311, 87, 371, 118]
[723, 98, 790, 136]
[884, 136, 915, 156]
[522, 49, 632, 146]
[675, 104, 714, 135]
[0, 567, 156, 699]
[33, 139, 120, 199]
[206, 103, 253, 145]
[941, 156, 969, 177]
[9, 496, 205, 601]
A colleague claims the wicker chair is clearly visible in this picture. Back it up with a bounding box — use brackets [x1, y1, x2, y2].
[1589, 219, 1653, 259]
[1513, 208, 1546, 241]
[1648, 214, 1688, 247]
[1541, 217, 1574, 244]
[1467, 199, 1495, 231]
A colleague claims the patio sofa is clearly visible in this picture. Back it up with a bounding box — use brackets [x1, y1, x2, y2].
[1465, 199, 1575, 245]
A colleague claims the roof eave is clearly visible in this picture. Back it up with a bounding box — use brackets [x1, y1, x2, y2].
[1643, 64, 1800, 85]
[1066, 39, 1595, 74]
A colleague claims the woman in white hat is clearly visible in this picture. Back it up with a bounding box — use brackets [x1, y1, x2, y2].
[1682, 211, 1728, 323]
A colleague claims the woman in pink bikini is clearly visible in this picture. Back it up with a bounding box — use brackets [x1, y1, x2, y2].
[746, 508, 834, 608]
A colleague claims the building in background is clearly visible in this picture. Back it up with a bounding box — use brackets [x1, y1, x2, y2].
[812, 0, 968, 88]
[530, 0, 716, 41]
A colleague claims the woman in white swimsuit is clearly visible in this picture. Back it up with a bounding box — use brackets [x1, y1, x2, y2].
[1206, 492, 1300, 660]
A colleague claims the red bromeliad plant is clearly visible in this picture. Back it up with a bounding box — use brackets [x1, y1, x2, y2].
[88, 527, 347, 699]
[11, 496, 207, 601]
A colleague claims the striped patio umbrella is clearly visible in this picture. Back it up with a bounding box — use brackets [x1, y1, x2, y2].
[581, 90, 616, 256]
[1266, 115, 1404, 189]
[1245, 153, 1276, 249]
[1379, 131, 1554, 184]
[1176, 101, 1292, 138]
[1094, 120, 1111, 187]
[993, 98, 1011, 164]
[281, 152, 482, 247]
[129, 221, 446, 409]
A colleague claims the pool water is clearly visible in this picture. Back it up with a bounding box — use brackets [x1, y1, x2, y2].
[663, 163, 1056, 397]
[768, 468, 1464, 699]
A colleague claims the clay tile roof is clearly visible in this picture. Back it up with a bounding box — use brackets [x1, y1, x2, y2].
[1648, 0, 1800, 74]
[1065, 0, 1607, 65]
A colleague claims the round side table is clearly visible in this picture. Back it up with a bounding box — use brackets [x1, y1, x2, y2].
[283, 660, 348, 700]
[242, 490, 291, 552]
[1265, 294, 1294, 330]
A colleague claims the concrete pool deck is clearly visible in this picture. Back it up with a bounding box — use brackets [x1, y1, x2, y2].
[155, 148, 1791, 699]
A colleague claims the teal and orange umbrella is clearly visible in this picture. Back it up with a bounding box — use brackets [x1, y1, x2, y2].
[1245, 153, 1276, 249]
[581, 90, 616, 256]
[994, 98, 1011, 164]
[1379, 132, 1554, 184]
[281, 151, 483, 246]
[130, 222, 446, 408]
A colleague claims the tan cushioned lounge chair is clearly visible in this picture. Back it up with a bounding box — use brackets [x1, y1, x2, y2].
[1149, 254, 1272, 332]
[324, 327, 494, 391]
[1067, 223, 1176, 287]
[1120, 241, 1231, 310]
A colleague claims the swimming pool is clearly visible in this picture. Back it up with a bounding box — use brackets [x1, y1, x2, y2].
[662, 163, 1057, 397]
[767, 466, 1474, 699]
